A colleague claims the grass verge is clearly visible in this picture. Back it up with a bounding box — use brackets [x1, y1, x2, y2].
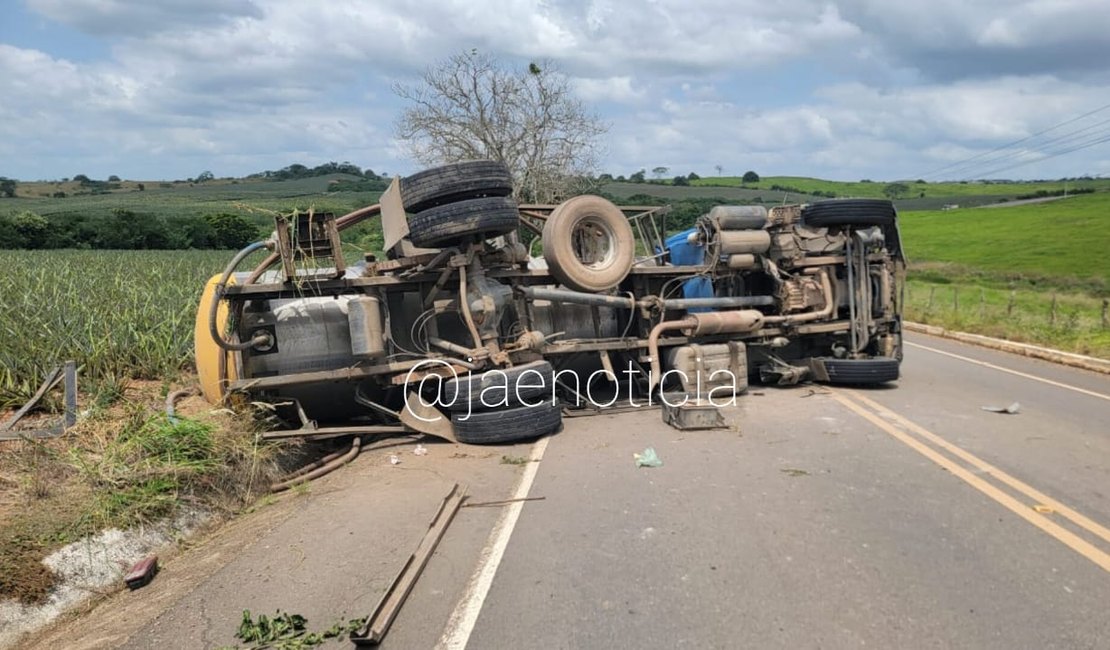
[0, 383, 283, 604]
[905, 278, 1110, 359]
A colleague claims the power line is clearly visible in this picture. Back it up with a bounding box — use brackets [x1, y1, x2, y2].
[947, 118, 1110, 180]
[967, 131, 1110, 179]
[917, 101, 1110, 180]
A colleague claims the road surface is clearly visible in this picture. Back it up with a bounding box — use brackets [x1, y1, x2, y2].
[24, 333, 1110, 649]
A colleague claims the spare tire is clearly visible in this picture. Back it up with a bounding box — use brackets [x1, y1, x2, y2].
[440, 361, 555, 412]
[407, 196, 520, 248]
[401, 160, 514, 213]
[802, 199, 896, 227]
[542, 195, 635, 292]
[452, 400, 563, 444]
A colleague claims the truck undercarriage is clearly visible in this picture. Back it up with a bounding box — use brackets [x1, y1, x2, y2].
[195, 161, 905, 444]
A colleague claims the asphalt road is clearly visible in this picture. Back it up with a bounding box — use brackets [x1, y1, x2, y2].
[23, 333, 1110, 649]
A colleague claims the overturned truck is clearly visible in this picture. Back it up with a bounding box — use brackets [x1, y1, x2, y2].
[195, 161, 904, 444]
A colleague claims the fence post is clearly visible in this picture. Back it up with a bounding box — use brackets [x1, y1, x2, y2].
[953, 287, 959, 314]
[1007, 290, 1016, 317]
[1050, 293, 1057, 326]
[979, 288, 986, 318]
[927, 286, 936, 311]
[1102, 299, 1108, 329]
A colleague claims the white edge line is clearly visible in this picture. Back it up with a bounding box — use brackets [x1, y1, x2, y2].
[436, 435, 550, 650]
[906, 341, 1109, 401]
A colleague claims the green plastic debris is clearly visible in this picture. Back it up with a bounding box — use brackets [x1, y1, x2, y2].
[634, 447, 663, 468]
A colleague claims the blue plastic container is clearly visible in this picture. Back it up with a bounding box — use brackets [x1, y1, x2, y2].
[665, 229, 704, 266]
[665, 228, 713, 312]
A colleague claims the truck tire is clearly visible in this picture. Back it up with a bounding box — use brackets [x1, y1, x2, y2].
[401, 161, 514, 213]
[440, 361, 554, 412]
[407, 196, 520, 248]
[802, 199, 896, 227]
[815, 357, 900, 384]
[542, 195, 635, 292]
[451, 400, 563, 444]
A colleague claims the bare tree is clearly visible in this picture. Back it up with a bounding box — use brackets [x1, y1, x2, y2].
[394, 51, 608, 203]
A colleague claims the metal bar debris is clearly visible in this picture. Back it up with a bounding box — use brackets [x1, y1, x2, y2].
[351, 483, 465, 646]
[0, 364, 63, 432]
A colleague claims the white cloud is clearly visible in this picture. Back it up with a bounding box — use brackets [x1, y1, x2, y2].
[3, 0, 1109, 180]
[573, 76, 645, 103]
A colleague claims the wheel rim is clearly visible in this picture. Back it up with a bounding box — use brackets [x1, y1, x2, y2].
[570, 216, 617, 270]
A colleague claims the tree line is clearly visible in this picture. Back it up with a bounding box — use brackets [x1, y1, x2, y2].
[0, 210, 263, 250]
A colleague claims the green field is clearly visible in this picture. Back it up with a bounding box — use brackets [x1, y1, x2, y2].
[691, 175, 1110, 199]
[607, 177, 1110, 211]
[899, 193, 1110, 290]
[0, 249, 245, 407]
[1, 175, 382, 224]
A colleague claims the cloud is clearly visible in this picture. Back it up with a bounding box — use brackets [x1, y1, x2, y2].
[26, 0, 263, 35]
[839, 0, 1110, 79]
[604, 75, 1110, 180]
[3, 0, 1109, 180]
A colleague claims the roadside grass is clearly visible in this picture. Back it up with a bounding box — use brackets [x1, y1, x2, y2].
[905, 279, 1110, 358]
[0, 386, 282, 604]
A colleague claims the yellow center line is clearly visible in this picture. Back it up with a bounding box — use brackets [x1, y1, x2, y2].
[829, 389, 1110, 574]
[906, 341, 1110, 401]
[845, 388, 1110, 547]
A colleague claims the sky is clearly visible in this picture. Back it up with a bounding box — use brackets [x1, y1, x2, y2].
[1, 0, 1108, 182]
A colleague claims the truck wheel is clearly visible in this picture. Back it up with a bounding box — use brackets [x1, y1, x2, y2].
[542, 195, 635, 292]
[802, 199, 896, 227]
[814, 357, 900, 384]
[401, 160, 514, 213]
[451, 400, 563, 444]
[407, 196, 520, 248]
[440, 361, 554, 412]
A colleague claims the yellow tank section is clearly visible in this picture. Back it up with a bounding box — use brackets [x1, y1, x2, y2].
[194, 274, 238, 404]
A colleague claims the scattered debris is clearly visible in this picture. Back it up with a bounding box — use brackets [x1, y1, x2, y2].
[351, 484, 464, 646]
[781, 468, 809, 477]
[412, 444, 428, 456]
[233, 609, 362, 649]
[389, 454, 401, 465]
[463, 496, 546, 508]
[634, 447, 663, 468]
[981, 402, 1021, 414]
[500, 455, 530, 465]
[661, 397, 726, 430]
[0, 360, 78, 440]
[123, 555, 158, 590]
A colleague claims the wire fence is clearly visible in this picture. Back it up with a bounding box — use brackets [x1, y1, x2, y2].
[904, 280, 1110, 358]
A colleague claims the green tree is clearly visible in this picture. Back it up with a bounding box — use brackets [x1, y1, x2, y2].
[883, 182, 909, 199]
[742, 171, 760, 183]
[194, 171, 215, 183]
[204, 213, 261, 249]
[687, 172, 700, 181]
[629, 169, 646, 183]
[652, 166, 669, 179]
[7, 211, 50, 248]
[0, 177, 16, 198]
[672, 175, 689, 186]
[108, 174, 121, 182]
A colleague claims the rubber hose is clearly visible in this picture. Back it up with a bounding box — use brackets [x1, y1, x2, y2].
[270, 437, 362, 493]
[209, 241, 272, 352]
